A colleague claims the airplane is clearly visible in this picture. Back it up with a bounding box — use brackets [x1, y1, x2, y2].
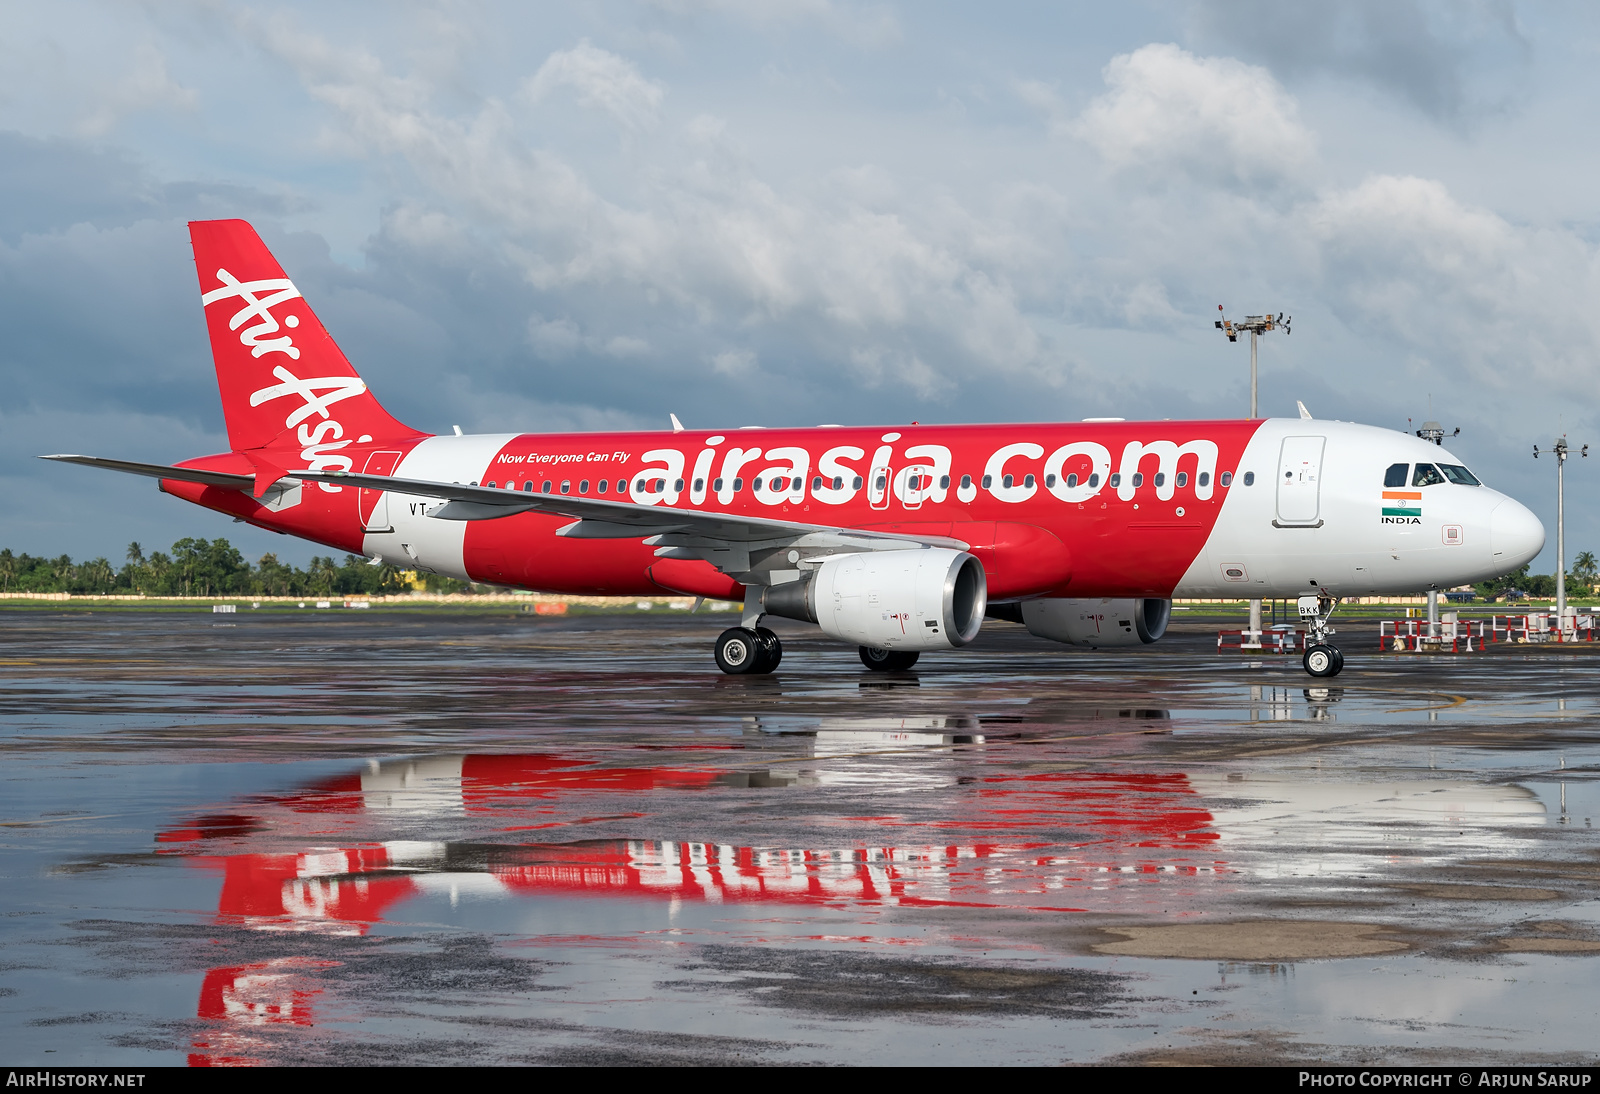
[43, 219, 1544, 678]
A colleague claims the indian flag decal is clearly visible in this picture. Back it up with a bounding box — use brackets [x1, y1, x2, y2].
[1382, 490, 1422, 517]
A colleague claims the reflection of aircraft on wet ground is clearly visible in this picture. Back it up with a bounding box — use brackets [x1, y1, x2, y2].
[167, 742, 1548, 1064]
[46, 221, 1543, 677]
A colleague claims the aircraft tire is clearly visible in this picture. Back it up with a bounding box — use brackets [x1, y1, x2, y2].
[859, 646, 920, 672]
[1303, 644, 1341, 678]
[1331, 647, 1345, 674]
[715, 628, 764, 674]
[754, 627, 783, 673]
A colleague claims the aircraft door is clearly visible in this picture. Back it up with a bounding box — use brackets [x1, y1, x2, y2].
[899, 465, 928, 510]
[869, 464, 893, 510]
[360, 451, 402, 532]
[1276, 436, 1325, 525]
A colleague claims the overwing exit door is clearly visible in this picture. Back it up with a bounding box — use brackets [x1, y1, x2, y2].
[361, 451, 402, 532]
[1276, 436, 1325, 525]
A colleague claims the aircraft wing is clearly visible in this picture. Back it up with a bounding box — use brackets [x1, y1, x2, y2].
[294, 468, 971, 568]
[39, 454, 255, 490]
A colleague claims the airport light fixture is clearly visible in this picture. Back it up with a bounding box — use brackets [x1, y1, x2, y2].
[1216, 307, 1290, 419]
[1533, 436, 1588, 628]
[1216, 306, 1290, 646]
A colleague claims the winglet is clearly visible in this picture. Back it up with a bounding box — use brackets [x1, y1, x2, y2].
[670, 413, 685, 433]
[1297, 400, 1313, 420]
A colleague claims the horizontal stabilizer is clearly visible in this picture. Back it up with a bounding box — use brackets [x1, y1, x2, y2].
[39, 454, 255, 490]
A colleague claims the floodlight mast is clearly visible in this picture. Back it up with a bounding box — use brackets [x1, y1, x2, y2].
[1533, 436, 1589, 631]
[1216, 307, 1290, 419]
[1216, 306, 1291, 645]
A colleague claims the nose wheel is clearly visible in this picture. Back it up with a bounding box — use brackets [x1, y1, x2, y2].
[1303, 644, 1344, 678]
[714, 627, 782, 674]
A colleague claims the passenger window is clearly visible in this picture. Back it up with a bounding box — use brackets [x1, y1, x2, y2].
[541, 480, 552, 493]
[812, 476, 822, 491]
[713, 477, 723, 492]
[1023, 474, 1035, 488]
[658, 479, 668, 493]
[981, 474, 993, 489]
[486, 481, 496, 489]
[1220, 471, 1232, 487]
[960, 474, 972, 489]
[1065, 473, 1078, 488]
[734, 477, 744, 491]
[635, 479, 646, 493]
[674, 478, 684, 492]
[1384, 463, 1409, 488]
[579, 480, 589, 494]
[1109, 473, 1121, 488]
[1175, 472, 1186, 488]
[834, 476, 844, 490]
[1131, 473, 1143, 487]
[939, 475, 950, 490]
[753, 477, 764, 492]
[597, 479, 608, 494]
[1154, 472, 1166, 487]
[693, 478, 703, 493]
[1198, 472, 1210, 487]
[852, 476, 863, 490]
[616, 479, 627, 494]
[560, 480, 570, 494]
[1413, 464, 1447, 487]
[1088, 473, 1100, 488]
[1439, 463, 1481, 486]
[1045, 474, 1056, 488]
[876, 475, 887, 490]
[522, 481, 533, 492]
[1243, 472, 1255, 486]
[1002, 474, 1014, 489]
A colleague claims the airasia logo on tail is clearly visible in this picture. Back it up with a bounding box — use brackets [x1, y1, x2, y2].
[203, 266, 367, 486]
[200, 269, 303, 360]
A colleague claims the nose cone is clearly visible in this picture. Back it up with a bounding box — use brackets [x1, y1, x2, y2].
[1490, 499, 1545, 571]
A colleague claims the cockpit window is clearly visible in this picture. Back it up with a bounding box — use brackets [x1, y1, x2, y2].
[1438, 463, 1481, 486]
[1383, 463, 1409, 488]
[1412, 463, 1447, 487]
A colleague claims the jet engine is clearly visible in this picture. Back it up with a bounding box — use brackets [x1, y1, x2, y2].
[761, 548, 987, 651]
[1019, 597, 1171, 648]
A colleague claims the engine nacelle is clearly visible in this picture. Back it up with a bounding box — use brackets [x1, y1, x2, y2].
[761, 548, 987, 651]
[1020, 597, 1171, 648]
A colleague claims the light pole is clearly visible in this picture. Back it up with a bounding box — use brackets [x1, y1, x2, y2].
[1217, 307, 1291, 644]
[1534, 436, 1588, 632]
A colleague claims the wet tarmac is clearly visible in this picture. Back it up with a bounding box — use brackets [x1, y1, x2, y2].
[1, 608, 1598, 1066]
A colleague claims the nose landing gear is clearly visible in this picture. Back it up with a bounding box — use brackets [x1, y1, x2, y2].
[1298, 591, 1344, 678]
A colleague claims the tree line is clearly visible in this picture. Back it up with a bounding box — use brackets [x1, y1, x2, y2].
[0, 540, 474, 597]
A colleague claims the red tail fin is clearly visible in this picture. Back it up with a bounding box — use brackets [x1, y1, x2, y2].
[189, 219, 421, 455]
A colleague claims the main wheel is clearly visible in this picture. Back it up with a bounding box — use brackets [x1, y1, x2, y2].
[1331, 647, 1345, 674]
[754, 627, 783, 672]
[714, 628, 763, 674]
[1303, 644, 1342, 678]
[859, 646, 920, 672]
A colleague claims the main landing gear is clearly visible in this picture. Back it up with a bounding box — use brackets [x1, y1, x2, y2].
[859, 646, 920, 672]
[1299, 591, 1345, 678]
[714, 627, 782, 675]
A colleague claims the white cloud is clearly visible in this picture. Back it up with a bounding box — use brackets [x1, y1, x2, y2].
[1308, 174, 1600, 389]
[522, 41, 665, 131]
[247, 20, 1058, 399]
[1072, 43, 1316, 187]
[76, 41, 197, 138]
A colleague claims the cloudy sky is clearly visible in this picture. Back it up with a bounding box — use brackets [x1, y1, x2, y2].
[2, 1, 1596, 570]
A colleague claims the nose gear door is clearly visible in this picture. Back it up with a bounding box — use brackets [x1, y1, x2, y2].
[1276, 436, 1325, 526]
